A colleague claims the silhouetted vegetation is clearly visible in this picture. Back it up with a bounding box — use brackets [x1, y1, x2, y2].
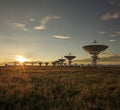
[0, 66, 120, 110]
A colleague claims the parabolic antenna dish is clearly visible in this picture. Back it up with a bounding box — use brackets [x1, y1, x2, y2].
[64, 53, 76, 66]
[58, 58, 66, 66]
[82, 40, 108, 67]
[58, 58, 66, 62]
[83, 45, 108, 54]
[64, 53, 76, 60]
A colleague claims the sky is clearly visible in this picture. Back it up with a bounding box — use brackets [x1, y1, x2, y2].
[0, 0, 120, 64]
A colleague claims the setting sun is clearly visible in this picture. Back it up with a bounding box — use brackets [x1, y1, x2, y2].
[16, 56, 28, 63]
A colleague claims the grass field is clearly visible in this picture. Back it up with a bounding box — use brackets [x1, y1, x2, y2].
[0, 66, 120, 110]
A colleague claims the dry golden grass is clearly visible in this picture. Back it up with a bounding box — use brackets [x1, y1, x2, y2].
[0, 66, 120, 110]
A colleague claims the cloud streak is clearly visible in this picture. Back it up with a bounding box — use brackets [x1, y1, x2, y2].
[29, 18, 35, 22]
[75, 53, 120, 63]
[101, 10, 120, 20]
[109, 39, 118, 42]
[13, 16, 61, 31]
[34, 24, 45, 30]
[34, 16, 61, 30]
[14, 23, 28, 31]
[101, 0, 120, 21]
[53, 35, 70, 39]
[110, 0, 120, 7]
[110, 31, 120, 37]
[100, 53, 120, 61]
[116, 31, 120, 35]
[97, 31, 106, 34]
[14, 23, 26, 28]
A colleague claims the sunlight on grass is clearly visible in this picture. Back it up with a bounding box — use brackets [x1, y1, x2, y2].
[0, 67, 120, 110]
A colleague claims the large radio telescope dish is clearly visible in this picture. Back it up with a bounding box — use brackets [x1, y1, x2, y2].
[83, 40, 108, 66]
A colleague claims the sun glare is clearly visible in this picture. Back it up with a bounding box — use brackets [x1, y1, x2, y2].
[16, 56, 28, 63]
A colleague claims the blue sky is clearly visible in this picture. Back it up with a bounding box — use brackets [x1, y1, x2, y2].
[0, 0, 120, 64]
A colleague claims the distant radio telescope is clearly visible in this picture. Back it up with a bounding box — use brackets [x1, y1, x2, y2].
[45, 62, 49, 66]
[38, 62, 43, 66]
[83, 40, 108, 67]
[64, 53, 76, 66]
[52, 60, 59, 66]
[58, 57, 66, 66]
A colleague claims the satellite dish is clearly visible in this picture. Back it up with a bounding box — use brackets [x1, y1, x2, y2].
[52, 60, 60, 66]
[38, 62, 43, 66]
[64, 52, 76, 66]
[83, 40, 108, 67]
[58, 57, 66, 66]
[45, 62, 49, 66]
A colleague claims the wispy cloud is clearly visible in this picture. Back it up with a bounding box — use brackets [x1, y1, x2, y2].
[23, 28, 28, 31]
[41, 16, 61, 24]
[34, 16, 61, 30]
[110, 34, 117, 37]
[97, 31, 106, 34]
[29, 18, 35, 22]
[100, 53, 120, 61]
[14, 23, 26, 28]
[34, 24, 45, 30]
[75, 53, 120, 63]
[109, 39, 118, 42]
[110, 31, 120, 37]
[116, 31, 120, 35]
[109, 0, 120, 7]
[53, 35, 70, 39]
[101, 0, 120, 21]
[101, 11, 120, 20]
[14, 23, 28, 31]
